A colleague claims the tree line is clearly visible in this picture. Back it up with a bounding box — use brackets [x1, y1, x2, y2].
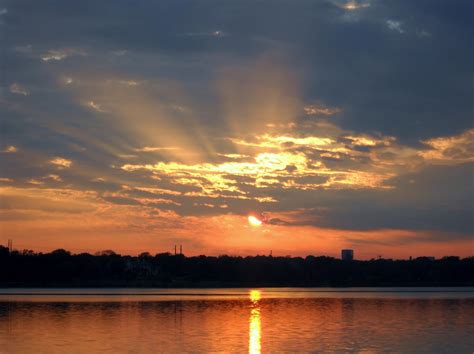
[1, 246, 473, 287]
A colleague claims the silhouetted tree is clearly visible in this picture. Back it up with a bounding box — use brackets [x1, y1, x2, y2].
[0, 248, 473, 287]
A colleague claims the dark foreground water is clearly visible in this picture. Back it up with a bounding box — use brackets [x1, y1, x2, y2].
[0, 288, 473, 353]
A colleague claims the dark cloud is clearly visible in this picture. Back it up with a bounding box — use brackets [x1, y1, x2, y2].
[3, 0, 473, 139]
[264, 163, 474, 236]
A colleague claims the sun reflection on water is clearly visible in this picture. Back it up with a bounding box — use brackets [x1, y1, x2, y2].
[249, 290, 261, 354]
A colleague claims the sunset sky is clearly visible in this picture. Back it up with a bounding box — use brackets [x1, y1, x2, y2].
[0, 0, 473, 259]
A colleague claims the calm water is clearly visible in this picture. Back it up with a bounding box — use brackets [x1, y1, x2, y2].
[0, 288, 473, 353]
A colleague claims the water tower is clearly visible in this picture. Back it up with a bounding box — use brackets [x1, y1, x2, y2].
[341, 249, 354, 261]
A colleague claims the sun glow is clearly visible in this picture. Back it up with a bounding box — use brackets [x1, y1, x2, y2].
[248, 215, 263, 227]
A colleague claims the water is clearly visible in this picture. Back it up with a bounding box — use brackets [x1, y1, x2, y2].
[1, 288, 473, 353]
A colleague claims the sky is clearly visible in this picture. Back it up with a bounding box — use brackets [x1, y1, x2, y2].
[0, 0, 473, 259]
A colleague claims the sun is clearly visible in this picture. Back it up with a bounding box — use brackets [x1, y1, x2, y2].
[248, 215, 263, 227]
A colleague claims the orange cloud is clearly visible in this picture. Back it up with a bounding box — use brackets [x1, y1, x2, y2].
[419, 128, 474, 164]
[1, 145, 18, 153]
[49, 157, 73, 169]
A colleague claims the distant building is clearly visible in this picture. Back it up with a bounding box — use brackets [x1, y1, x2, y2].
[341, 249, 354, 261]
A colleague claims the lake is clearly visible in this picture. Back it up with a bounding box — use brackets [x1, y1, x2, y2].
[1, 288, 473, 353]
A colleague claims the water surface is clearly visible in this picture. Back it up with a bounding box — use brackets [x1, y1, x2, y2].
[1, 288, 473, 353]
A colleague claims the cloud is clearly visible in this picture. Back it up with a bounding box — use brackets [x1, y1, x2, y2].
[84, 100, 107, 113]
[133, 186, 182, 196]
[115, 80, 140, 87]
[386, 20, 404, 33]
[303, 104, 342, 116]
[417, 29, 431, 38]
[121, 130, 396, 199]
[0, 8, 7, 15]
[267, 217, 292, 225]
[9, 83, 29, 96]
[0, 186, 101, 216]
[25, 175, 62, 185]
[45, 174, 62, 182]
[62, 76, 74, 85]
[334, 1, 370, 11]
[217, 153, 251, 159]
[41, 48, 86, 62]
[117, 154, 138, 159]
[343, 135, 393, 147]
[1, 145, 18, 153]
[134, 146, 180, 152]
[49, 157, 72, 169]
[91, 177, 107, 183]
[27, 179, 45, 186]
[116, 122, 472, 210]
[419, 128, 474, 164]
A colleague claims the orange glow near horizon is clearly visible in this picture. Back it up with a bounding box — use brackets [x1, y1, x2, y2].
[2, 210, 472, 260]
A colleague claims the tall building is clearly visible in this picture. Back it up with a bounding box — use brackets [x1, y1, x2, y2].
[341, 249, 354, 261]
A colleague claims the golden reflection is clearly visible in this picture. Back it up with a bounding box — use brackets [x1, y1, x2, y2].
[249, 290, 261, 354]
